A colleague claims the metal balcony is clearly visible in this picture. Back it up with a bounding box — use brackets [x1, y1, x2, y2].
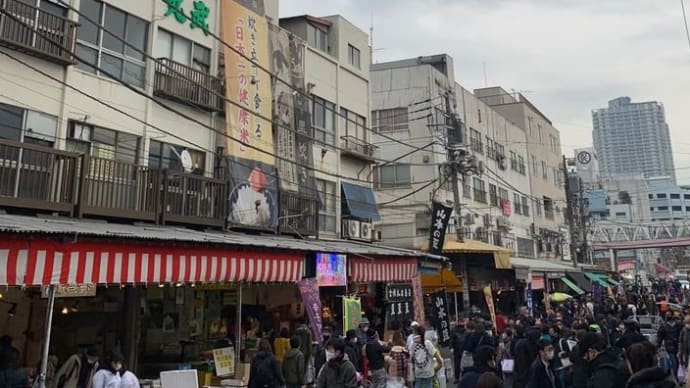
[340, 135, 377, 162]
[278, 190, 318, 236]
[154, 58, 224, 112]
[0, 0, 77, 64]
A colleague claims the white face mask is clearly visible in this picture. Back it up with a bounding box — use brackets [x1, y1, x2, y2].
[545, 351, 555, 361]
[325, 351, 335, 361]
[113, 362, 122, 371]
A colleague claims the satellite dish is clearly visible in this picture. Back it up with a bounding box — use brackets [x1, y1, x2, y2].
[180, 149, 194, 173]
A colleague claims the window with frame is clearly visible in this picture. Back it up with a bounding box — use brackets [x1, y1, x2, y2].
[340, 108, 366, 140]
[486, 137, 496, 160]
[470, 128, 483, 154]
[307, 24, 327, 52]
[316, 179, 336, 232]
[495, 143, 505, 160]
[531, 155, 538, 175]
[373, 108, 408, 132]
[463, 178, 472, 199]
[66, 121, 140, 164]
[672, 206, 682, 211]
[473, 177, 486, 203]
[0, 103, 58, 146]
[498, 187, 508, 204]
[509, 151, 518, 171]
[541, 160, 548, 180]
[347, 44, 360, 69]
[522, 196, 530, 216]
[489, 183, 498, 207]
[518, 155, 526, 175]
[514, 193, 522, 215]
[155, 29, 211, 73]
[376, 164, 410, 188]
[312, 96, 336, 146]
[517, 237, 536, 258]
[535, 198, 543, 216]
[148, 140, 206, 175]
[75, 0, 149, 88]
[671, 193, 681, 199]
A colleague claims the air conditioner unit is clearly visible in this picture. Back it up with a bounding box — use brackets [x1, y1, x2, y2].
[483, 214, 492, 227]
[497, 216, 512, 230]
[360, 222, 373, 241]
[342, 219, 361, 239]
[372, 230, 382, 242]
[465, 213, 475, 225]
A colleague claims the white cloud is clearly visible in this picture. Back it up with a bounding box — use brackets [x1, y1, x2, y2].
[281, 0, 690, 182]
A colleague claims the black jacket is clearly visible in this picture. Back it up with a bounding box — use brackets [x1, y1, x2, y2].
[512, 330, 540, 388]
[625, 367, 678, 388]
[343, 341, 362, 372]
[616, 332, 647, 350]
[248, 350, 284, 388]
[657, 323, 682, 354]
[452, 330, 466, 356]
[365, 339, 391, 371]
[589, 349, 631, 388]
[569, 344, 590, 388]
[0, 366, 27, 388]
[526, 358, 556, 388]
[459, 364, 500, 388]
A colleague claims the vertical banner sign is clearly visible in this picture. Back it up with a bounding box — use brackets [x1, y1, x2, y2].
[298, 278, 323, 342]
[343, 297, 362, 333]
[223, 0, 278, 229]
[526, 282, 533, 316]
[411, 275, 426, 325]
[385, 284, 413, 328]
[429, 291, 451, 346]
[428, 201, 453, 255]
[592, 282, 603, 303]
[483, 286, 497, 330]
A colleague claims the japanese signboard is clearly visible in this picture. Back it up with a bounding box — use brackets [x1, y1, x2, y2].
[164, 0, 211, 35]
[343, 297, 361, 333]
[386, 284, 412, 302]
[41, 284, 97, 298]
[483, 286, 497, 330]
[223, 0, 278, 229]
[411, 275, 426, 325]
[429, 291, 451, 346]
[526, 282, 533, 316]
[212, 346, 235, 376]
[428, 201, 453, 255]
[385, 300, 413, 328]
[298, 278, 323, 342]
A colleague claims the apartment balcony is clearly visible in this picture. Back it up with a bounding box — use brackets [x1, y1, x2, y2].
[340, 135, 377, 163]
[0, 0, 77, 64]
[545, 210, 555, 220]
[278, 190, 318, 236]
[154, 58, 224, 112]
[0, 140, 228, 228]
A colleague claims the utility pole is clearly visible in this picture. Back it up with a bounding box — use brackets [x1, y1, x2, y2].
[562, 155, 578, 268]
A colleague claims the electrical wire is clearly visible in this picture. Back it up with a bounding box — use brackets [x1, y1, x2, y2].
[682, 0, 690, 52]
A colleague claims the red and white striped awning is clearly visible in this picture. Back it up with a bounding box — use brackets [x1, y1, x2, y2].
[350, 257, 418, 282]
[0, 240, 304, 286]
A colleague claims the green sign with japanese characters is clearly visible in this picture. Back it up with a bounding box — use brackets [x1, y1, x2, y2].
[164, 0, 210, 36]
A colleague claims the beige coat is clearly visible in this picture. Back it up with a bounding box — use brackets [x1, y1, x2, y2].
[51, 354, 96, 388]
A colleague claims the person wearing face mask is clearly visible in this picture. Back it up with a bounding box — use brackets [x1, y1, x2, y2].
[657, 313, 682, 378]
[52, 346, 99, 388]
[579, 333, 630, 388]
[344, 330, 362, 373]
[316, 338, 358, 388]
[616, 319, 646, 350]
[458, 346, 500, 388]
[314, 326, 333, 378]
[356, 318, 371, 348]
[526, 339, 556, 388]
[248, 339, 284, 388]
[90, 352, 122, 388]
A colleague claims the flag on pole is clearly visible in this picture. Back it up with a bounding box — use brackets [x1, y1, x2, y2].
[343, 297, 362, 333]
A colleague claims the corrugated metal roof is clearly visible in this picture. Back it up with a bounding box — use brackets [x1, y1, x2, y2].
[0, 214, 427, 257]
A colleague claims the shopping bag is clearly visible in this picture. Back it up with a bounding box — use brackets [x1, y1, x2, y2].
[678, 364, 687, 383]
[501, 359, 515, 373]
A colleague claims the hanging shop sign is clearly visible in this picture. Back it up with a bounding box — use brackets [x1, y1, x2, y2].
[411, 275, 426, 325]
[483, 286, 497, 330]
[385, 300, 413, 327]
[429, 291, 451, 346]
[343, 297, 362, 333]
[386, 284, 412, 302]
[526, 282, 533, 316]
[41, 284, 97, 299]
[316, 253, 347, 287]
[428, 201, 453, 255]
[298, 278, 323, 342]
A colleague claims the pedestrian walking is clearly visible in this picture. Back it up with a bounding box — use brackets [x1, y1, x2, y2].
[625, 341, 678, 388]
[248, 339, 284, 388]
[384, 331, 409, 388]
[365, 329, 392, 388]
[282, 336, 305, 388]
[52, 346, 99, 388]
[315, 338, 358, 388]
[526, 339, 556, 388]
[91, 352, 122, 388]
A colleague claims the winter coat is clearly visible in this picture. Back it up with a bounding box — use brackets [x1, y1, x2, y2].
[588, 349, 631, 388]
[91, 369, 120, 388]
[343, 341, 362, 372]
[365, 339, 391, 371]
[0, 365, 28, 388]
[315, 355, 358, 388]
[294, 325, 313, 362]
[281, 348, 305, 385]
[569, 344, 591, 388]
[657, 323, 682, 354]
[625, 367, 678, 388]
[679, 327, 690, 360]
[119, 370, 139, 388]
[52, 354, 97, 388]
[248, 350, 284, 388]
[616, 332, 647, 350]
[273, 337, 290, 361]
[459, 364, 500, 388]
[526, 358, 556, 388]
[512, 330, 540, 388]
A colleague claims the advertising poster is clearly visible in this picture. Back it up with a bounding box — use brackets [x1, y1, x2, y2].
[429, 291, 451, 346]
[343, 297, 361, 333]
[223, 0, 278, 229]
[428, 201, 453, 255]
[411, 275, 426, 325]
[212, 347, 235, 376]
[483, 285, 497, 330]
[298, 278, 323, 342]
[315, 253, 347, 286]
[526, 282, 533, 316]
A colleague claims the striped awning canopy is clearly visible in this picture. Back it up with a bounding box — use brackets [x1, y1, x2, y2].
[349, 257, 418, 282]
[0, 241, 304, 286]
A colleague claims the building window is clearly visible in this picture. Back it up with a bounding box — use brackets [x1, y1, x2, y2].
[517, 155, 526, 175]
[307, 24, 327, 52]
[649, 194, 654, 199]
[373, 108, 408, 132]
[75, 0, 149, 88]
[155, 29, 211, 73]
[509, 151, 517, 171]
[671, 193, 681, 199]
[148, 140, 205, 175]
[517, 237, 535, 258]
[522, 196, 530, 216]
[684, 194, 690, 200]
[0, 103, 58, 146]
[486, 137, 496, 160]
[477, 109, 482, 123]
[658, 206, 669, 211]
[498, 187, 508, 204]
[347, 44, 360, 69]
[473, 177, 486, 203]
[67, 121, 140, 164]
[672, 206, 682, 211]
[686, 206, 690, 212]
[312, 96, 336, 146]
[543, 196, 554, 219]
[489, 183, 498, 207]
[316, 179, 336, 232]
[470, 128, 483, 154]
[463, 178, 472, 199]
[514, 193, 522, 215]
[535, 199, 543, 216]
[340, 108, 366, 140]
[376, 164, 410, 188]
[531, 155, 538, 175]
[495, 143, 505, 160]
[657, 193, 667, 199]
[541, 161, 548, 180]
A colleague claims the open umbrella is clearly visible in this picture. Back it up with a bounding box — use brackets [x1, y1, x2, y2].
[550, 292, 573, 303]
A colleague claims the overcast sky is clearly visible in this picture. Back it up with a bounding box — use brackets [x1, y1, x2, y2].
[281, 0, 690, 183]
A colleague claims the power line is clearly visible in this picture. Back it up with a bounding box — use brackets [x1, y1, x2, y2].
[682, 0, 690, 51]
[379, 178, 442, 207]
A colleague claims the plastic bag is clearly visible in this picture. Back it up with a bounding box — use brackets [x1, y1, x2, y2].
[678, 364, 686, 384]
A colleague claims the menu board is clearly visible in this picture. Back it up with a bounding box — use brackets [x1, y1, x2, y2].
[213, 346, 235, 377]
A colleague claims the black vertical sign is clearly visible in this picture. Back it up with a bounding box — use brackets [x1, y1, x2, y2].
[429, 291, 451, 346]
[385, 284, 413, 328]
[428, 201, 453, 255]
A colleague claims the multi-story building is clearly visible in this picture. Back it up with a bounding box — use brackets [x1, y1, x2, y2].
[593, 97, 675, 182]
[647, 176, 690, 222]
[476, 87, 568, 261]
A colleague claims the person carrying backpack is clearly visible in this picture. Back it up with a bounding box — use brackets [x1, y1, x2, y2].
[408, 326, 442, 388]
[248, 339, 284, 388]
[282, 336, 305, 388]
[578, 333, 630, 388]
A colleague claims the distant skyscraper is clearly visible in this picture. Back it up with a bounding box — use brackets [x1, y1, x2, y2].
[592, 97, 675, 182]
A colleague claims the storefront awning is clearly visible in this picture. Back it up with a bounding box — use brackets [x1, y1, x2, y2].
[350, 257, 417, 282]
[0, 241, 304, 286]
[567, 272, 591, 293]
[341, 182, 380, 221]
[510, 257, 579, 273]
[420, 268, 463, 293]
[584, 272, 611, 288]
[422, 237, 512, 270]
[560, 277, 585, 295]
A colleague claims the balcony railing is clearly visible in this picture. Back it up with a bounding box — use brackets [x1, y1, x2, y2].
[340, 135, 377, 162]
[0, 0, 77, 64]
[154, 58, 224, 112]
[278, 191, 318, 236]
[163, 172, 227, 227]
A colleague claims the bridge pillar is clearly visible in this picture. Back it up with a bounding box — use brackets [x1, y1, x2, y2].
[609, 248, 617, 272]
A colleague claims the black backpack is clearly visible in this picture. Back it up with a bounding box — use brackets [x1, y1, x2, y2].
[253, 357, 276, 388]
